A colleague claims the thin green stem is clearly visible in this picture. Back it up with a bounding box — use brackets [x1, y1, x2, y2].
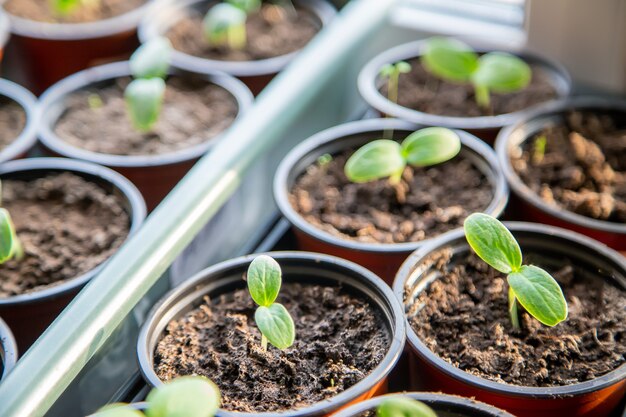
[508, 286, 520, 330]
[388, 166, 404, 185]
[382, 70, 399, 139]
[261, 334, 268, 352]
[474, 84, 490, 109]
[229, 24, 247, 50]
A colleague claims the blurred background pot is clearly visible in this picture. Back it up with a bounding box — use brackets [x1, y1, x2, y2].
[0, 77, 38, 162]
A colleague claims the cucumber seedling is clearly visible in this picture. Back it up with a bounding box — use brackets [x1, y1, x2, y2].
[0, 180, 23, 264]
[463, 213, 568, 329]
[377, 397, 437, 417]
[124, 37, 172, 132]
[247, 255, 295, 351]
[203, 0, 261, 50]
[50, 0, 98, 17]
[94, 376, 220, 417]
[344, 127, 461, 185]
[422, 37, 531, 109]
[379, 61, 411, 107]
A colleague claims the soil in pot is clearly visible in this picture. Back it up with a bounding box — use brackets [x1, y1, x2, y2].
[0, 97, 26, 153]
[0, 173, 130, 297]
[54, 75, 238, 156]
[154, 282, 390, 413]
[384, 59, 558, 117]
[511, 112, 626, 223]
[3, 0, 146, 23]
[407, 250, 626, 387]
[167, 2, 320, 62]
[289, 149, 493, 244]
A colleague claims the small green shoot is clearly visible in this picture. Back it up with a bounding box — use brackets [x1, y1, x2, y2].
[204, 3, 248, 50]
[422, 37, 531, 109]
[532, 135, 547, 164]
[317, 153, 333, 167]
[0, 181, 23, 263]
[463, 213, 568, 329]
[50, 0, 83, 16]
[247, 255, 295, 351]
[377, 397, 438, 417]
[88, 94, 104, 110]
[379, 61, 411, 107]
[227, 0, 261, 13]
[344, 127, 461, 184]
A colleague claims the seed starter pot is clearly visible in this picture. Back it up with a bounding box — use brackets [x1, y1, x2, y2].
[0, 78, 38, 163]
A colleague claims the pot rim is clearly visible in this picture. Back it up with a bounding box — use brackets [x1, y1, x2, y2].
[0, 316, 17, 380]
[137, 251, 406, 417]
[273, 117, 509, 253]
[495, 95, 626, 235]
[357, 39, 572, 130]
[3, 0, 156, 40]
[331, 392, 515, 417]
[138, 0, 337, 77]
[37, 60, 254, 168]
[0, 157, 147, 306]
[393, 221, 626, 398]
[0, 78, 39, 163]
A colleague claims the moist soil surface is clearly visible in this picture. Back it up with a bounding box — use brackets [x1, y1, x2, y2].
[407, 251, 626, 387]
[0, 98, 26, 153]
[54, 76, 238, 156]
[0, 173, 130, 297]
[384, 59, 558, 117]
[289, 149, 493, 244]
[167, 3, 320, 62]
[512, 111, 626, 223]
[4, 0, 145, 23]
[154, 283, 390, 413]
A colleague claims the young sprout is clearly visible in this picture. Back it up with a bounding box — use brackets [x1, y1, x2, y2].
[227, 0, 261, 13]
[344, 127, 461, 184]
[379, 61, 412, 106]
[377, 397, 438, 417]
[463, 213, 568, 330]
[422, 37, 531, 109]
[247, 255, 295, 351]
[203, 3, 248, 50]
[0, 181, 23, 263]
[93, 376, 220, 417]
[532, 135, 547, 164]
[124, 37, 172, 132]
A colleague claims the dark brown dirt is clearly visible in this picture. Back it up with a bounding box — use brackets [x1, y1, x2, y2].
[407, 251, 626, 387]
[0, 98, 26, 153]
[512, 112, 626, 222]
[0, 173, 130, 297]
[54, 76, 238, 156]
[4, 0, 145, 23]
[289, 149, 493, 244]
[167, 3, 320, 61]
[383, 59, 558, 117]
[154, 283, 390, 413]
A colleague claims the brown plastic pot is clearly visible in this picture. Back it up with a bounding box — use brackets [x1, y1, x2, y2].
[0, 77, 38, 162]
[273, 118, 509, 283]
[37, 61, 253, 211]
[0, 158, 146, 350]
[358, 39, 572, 144]
[0, 317, 17, 381]
[495, 96, 626, 255]
[393, 222, 626, 417]
[3, 0, 155, 94]
[138, 0, 336, 95]
[137, 251, 405, 417]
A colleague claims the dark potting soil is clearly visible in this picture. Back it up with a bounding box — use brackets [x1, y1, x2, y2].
[382, 59, 558, 117]
[0, 173, 130, 297]
[0, 98, 26, 153]
[167, 4, 320, 62]
[154, 283, 390, 413]
[289, 149, 493, 244]
[512, 112, 626, 222]
[4, 0, 145, 23]
[407, 251, 626, 387]
[54, 76, 238, 156]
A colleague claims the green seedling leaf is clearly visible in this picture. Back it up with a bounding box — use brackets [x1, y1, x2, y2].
[377, 397, 438, 417]
[379, 61, 411, 78]
[247, 254, 281, 307]
[203, 3, 247, 50]
[255, 303, 295, 350]
[130, 37, 172, 80]
[422, 37, 478, 83]
[508, 265, 568, 327]
[472, 52, 531, 93]
[344, 140, 405, 183]
[464, 213, 522, 274]
[146, 376, 220, 417]
[0, 208, 16, 263]
[227, 0, 261, 13]
[93, 404, 144, 417]
[51, 0, 82, 16]
[125, 78, 166, 132]
[401, 127, 461, 167]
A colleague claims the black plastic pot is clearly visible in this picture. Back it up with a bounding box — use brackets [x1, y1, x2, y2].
[273, 118, 509, 283]
[393, 222, 626, 417]
[0, 157, 146, 350]
[0, 78, 38, 163]
[138, 0, 336, 95]
[0, 316, 17, 381]
[495, 96, 626, 254]
[332, 392, 515, 417]
[137, 251, 406, 417]
[358, 39, 572, 143]
[37, 61, 253, 210]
